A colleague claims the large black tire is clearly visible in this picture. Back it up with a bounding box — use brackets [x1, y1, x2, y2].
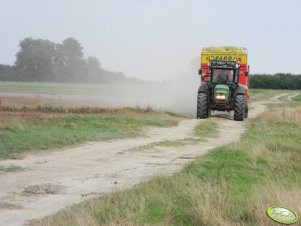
[197, 93, 208, 119]
[244, 101, 249, 118]
[234, 95, 245, 121]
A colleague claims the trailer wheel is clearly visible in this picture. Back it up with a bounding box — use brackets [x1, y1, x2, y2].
[197, 93, 208, 119]
[234, 95, 245, 121]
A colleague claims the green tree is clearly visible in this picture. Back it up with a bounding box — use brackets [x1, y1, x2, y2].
[0, 36, 134, 83]
[15, 37, 56, 81]
[85, 56, 102, 81]
[61, 38, 85, 81]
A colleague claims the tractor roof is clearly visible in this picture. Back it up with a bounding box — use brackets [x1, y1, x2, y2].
[202, 46, 247, 54]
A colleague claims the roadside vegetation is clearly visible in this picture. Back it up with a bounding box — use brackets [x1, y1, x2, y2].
[36, 94, 301, 226]
[0, 107, 179, 159]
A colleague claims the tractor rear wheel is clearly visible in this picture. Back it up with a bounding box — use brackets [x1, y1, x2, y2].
[197, 93, 208, 119]
[234, 95, 245, 121]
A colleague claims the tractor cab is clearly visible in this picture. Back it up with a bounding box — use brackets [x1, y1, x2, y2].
[207, 60, 242, 106]
[211, 69, 233, 83]
[209, 60, 239, 85]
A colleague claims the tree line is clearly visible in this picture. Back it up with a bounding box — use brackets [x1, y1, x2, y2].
[250, 73, 301, 90]
[2, 39, 301, 88]
[0, 37, 142, 84]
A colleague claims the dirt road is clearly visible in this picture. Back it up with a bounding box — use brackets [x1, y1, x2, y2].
[0, 93, 298, 226]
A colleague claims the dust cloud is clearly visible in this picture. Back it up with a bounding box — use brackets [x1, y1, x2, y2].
[72, 58, 201, 117]
[152, 71, 200, 116]
[117, 57, 200, 116]
[100, 57, 201, 116]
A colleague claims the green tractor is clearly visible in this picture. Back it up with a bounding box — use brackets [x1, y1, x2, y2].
[197, 60, 248, 121]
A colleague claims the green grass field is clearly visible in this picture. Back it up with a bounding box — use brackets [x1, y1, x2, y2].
[0, 113, 178, 159]
[34, 93, 301, 226]
[0, 81, 148, 96]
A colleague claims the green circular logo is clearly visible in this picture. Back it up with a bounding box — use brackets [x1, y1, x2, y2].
[267, 206, 299, 225]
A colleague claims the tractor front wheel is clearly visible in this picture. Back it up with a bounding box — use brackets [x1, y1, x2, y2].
[234, 95, 245, 121]
[197, 93, 208, 119]
[244, 101, 249, 118]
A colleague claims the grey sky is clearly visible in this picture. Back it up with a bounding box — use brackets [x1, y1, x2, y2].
[1, 0, 301, 81]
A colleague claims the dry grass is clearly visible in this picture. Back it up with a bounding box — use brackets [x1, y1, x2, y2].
[0, 103, 184, 131]
[249, 182, 301, 226]
[188, 180, 238, 226]
[257, 106, 301, 122]
[31, 206, 99, 226]
[0, 96, 185, 120]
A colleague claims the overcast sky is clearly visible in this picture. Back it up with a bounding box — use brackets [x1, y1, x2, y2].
[1, 0, 301, 81]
